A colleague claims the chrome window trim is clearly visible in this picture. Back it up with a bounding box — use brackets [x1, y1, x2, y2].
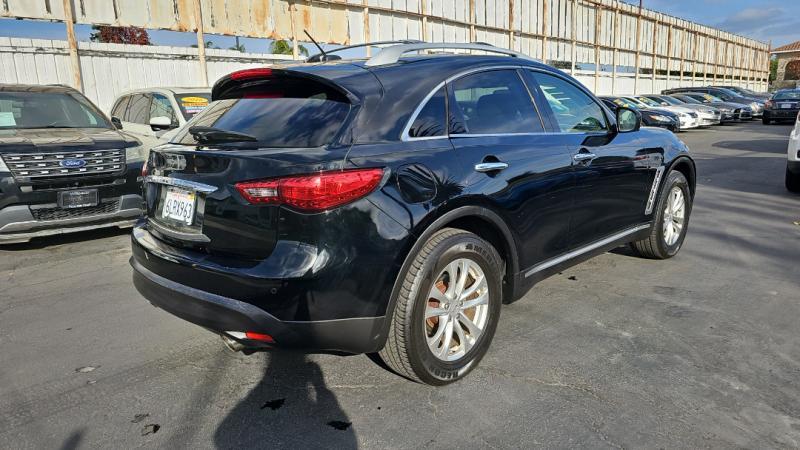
[523, 224, 651, 278]
[145, 175, 218, 194]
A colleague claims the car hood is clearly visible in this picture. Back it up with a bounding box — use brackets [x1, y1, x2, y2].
[0, 128, 138, 153]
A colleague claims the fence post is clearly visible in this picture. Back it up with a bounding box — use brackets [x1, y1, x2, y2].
[61, 0, 83, 91]
[651, 19, 657, 88]
[469, 0, 476, 42]
[420, 0, 427, 43]
[570, 0, 577, 76]
[665, 24, 672, 88]
[541, 0, 548, 62]
[593, 6, 601, 93]
[678, 28, 685, 85]
[289, 2, 299, 59]
[633, 1, 642, 93]
[508, 0, 515, 50]
[192, 0, 209, 86]
[610, 5, 618, 95]
[363, 0, 371, 56]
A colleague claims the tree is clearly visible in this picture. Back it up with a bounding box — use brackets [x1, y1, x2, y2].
[90, 26, 151, 45]
[769, 58, 779, 82]
[270, 39, 308, 57]
[229, 43, 246, 52]
[191, 40, 218, 49]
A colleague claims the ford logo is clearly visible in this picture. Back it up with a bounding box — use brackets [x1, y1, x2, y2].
[60, 158, 87, 168]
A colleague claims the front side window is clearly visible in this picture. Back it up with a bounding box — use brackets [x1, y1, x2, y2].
[150, 94, 177, 124]
[0, 91, 110, 129]
[408, 87, 446, 138]
[448, 70, 543, 134]
[530, 72, 608, 133]
[127, 94, 151, 124]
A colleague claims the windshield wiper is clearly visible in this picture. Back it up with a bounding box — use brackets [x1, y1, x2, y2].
[188, 126, 257, 143]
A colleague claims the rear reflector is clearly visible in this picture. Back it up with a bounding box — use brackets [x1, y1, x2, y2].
[235, 168, 384, 212]
[245, 331, 275, 343]
[230, 68, 273, 81]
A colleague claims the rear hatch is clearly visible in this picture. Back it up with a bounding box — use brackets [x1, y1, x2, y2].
[143, 66, 370, 259]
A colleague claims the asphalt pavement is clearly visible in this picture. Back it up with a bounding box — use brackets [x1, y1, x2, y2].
[1, 121, 799, 449]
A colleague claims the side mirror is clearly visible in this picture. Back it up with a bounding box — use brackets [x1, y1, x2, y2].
[616, 107, 641, 133]
[149, 116, 173, 131]
[111, 116, 123, 129]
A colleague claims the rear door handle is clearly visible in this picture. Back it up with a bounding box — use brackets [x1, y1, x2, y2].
[572, 152, 597, 162]
[474, 162, 509, 172]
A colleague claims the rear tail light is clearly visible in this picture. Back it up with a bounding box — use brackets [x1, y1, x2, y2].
[765, 100, 774, 109]
[245, 331, 275, 343]
[235, 168, 384, 211]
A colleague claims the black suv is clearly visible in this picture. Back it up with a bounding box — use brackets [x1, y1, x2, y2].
[131, 43, 696, 385]
[0, 85, 144, 244]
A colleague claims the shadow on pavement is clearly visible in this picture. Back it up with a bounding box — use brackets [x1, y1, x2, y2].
[0, 226, 131, 251]
[213, 352, 357, 449]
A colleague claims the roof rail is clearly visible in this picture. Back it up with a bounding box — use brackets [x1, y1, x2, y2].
[364, 42, 536, 67]
[306, 40, 424, 63]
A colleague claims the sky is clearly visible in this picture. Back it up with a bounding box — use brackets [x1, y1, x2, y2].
[1, 0, 798, 49]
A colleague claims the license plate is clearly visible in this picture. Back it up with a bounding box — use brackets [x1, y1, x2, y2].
[59, 189, 98, 208]
[781, 103, 793, 109]
[161, 187, 196, 225]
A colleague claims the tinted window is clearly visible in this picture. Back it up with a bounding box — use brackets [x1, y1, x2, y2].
[111, 96, 130, 118]
[127, 94, 151, 124]
[0, 91, 110, 129]
[172, 81, 350, 148]
[150, 94, 177, 124]
[774, 91, 800, 100]
[408, 87, 446, 138]
[530, 72, 608, 133]
[448, 70, 542, 134]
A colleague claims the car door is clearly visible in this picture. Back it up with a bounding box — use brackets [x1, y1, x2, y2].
[523, 70, 657, 250]
[149, 93, 179, 141]
[446, 68, 575, 270]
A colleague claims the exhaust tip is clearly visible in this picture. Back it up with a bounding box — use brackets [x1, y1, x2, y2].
[220, 333, 247, 352]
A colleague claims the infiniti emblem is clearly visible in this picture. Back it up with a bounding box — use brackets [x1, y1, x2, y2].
[60, 158, 87, 168]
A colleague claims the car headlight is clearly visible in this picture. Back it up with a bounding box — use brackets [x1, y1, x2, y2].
[125, 144, 146, 163]
[651, 114, 673, 122]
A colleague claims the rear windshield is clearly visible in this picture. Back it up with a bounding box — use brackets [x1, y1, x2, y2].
[0, 91, 111, 129]
[774, 91, 800, 100]
[175, 93, 212, 120]
[173, 81, 351, 148]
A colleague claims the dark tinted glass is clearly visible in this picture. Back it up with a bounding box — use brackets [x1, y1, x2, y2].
[127, 94, 152, 124]
[449, 70, 542, 134]
[774, 91, 800, 100]
[409, 87, 446, 138]
[530, 71, 608, 133]
[111, 96, 130, 118]
[0, 91, 111, 129]
[173, 83, 351, 148]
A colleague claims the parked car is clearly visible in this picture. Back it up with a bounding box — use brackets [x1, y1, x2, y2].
[109, 87, 212, 150]
[600, 97, 680, 131]
[670, 93, 752, 121]
[762, 89, 800, 125]
[608, 95, 699, 130]
[649, 94, 737, 123]
[662, 87, 763, 118]
[710, 85, 770, 101]
[0, 84, 144, 244]
[130, 43, 696, 385]
[638, 94, 721, 126]
[788, 112, 800, 192]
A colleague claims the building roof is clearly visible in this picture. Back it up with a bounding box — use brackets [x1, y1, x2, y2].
[771, 41, 800, 54]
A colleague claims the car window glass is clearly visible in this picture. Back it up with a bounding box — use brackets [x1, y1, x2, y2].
[774, 91, 800, 100]
[151, 94, 176, 124]
[0, 91, 110, 129]
[448, 70, 542, 134]
[127, 94, 151, 124]
[409, 87, 446, 138]
[530, 72, 608, 133]
[111, 96, 130, 118]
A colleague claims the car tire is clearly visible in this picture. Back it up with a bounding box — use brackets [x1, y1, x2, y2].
[762, 117, 771, 125]
[378, 228, 503, 385]
[787, 166, 800, 193]
[631, 171, 692, 259]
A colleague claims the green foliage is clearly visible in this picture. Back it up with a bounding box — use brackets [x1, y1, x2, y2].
[270, 40, 309, 57]
[770, 58, 778, 81]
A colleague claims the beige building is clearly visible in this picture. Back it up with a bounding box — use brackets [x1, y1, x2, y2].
[771, 41, 800, 88]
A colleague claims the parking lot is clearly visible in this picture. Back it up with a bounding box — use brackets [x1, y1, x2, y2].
[1, 121, 798, 448]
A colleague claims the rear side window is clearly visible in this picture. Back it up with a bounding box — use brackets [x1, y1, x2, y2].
[408, 87, 446, 138]
[448, 70, 543, 134]
[127, 94, 151, 124]
[529, 71, 608, 133]
[173, 79, 351, 148]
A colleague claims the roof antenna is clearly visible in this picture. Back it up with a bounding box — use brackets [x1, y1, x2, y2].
[304, 30, 327, 59]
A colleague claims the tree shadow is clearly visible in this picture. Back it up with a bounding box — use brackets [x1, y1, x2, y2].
[213, 351, 357, 449]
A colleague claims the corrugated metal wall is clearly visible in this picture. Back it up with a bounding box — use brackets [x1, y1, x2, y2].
[1, 0, 771, 94]
[0, 38, 292, 112]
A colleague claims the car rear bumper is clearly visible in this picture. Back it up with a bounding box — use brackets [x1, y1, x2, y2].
[0, 193, 142, 244]
[789, 161, 800, 174]
[131, 255, 386, 354]
[764, 109, 800, 120]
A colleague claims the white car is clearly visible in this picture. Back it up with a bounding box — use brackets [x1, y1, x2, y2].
[108, 87, 212, 150]
[787, 115, 800, 192]
[638, 95, 721, 126]
[621, 96, 700, 129]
